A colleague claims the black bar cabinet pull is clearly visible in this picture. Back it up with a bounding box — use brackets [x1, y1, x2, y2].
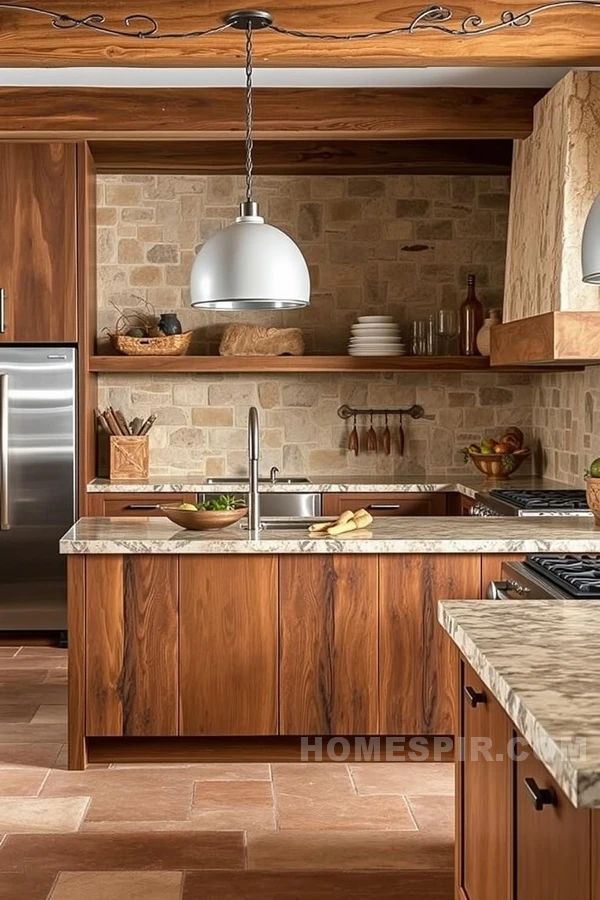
[524, 777, 557, 811]
[463, 685, 487, 708]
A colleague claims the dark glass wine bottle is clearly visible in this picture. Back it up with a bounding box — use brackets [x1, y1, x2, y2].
[459, 273, 484, 356]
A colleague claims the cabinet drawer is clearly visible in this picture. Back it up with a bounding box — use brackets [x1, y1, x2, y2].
[516, 748, 590, 900]
[322, 492, 446, 517]
[88, 493, 196, 517]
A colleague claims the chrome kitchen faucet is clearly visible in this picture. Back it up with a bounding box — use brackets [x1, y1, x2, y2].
[247, 407, 261, 535]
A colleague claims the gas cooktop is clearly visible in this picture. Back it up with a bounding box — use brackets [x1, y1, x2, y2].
[479, 489, 592, 517]
[525, 554, 600, 598]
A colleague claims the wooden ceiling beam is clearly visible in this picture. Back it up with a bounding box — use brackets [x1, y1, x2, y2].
[0, 87, 544, 140]
[0, 1, 598, 66]
[89, 138, 513, 175]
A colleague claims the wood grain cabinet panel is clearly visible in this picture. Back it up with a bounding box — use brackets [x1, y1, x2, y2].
[85, 555, 179, 737]
[87, 492, 196, 517]
[0, 143, 77, 343]
[516, 748, 591, 900]
[279, 554, 378, 735]
[379, 555, 480, 735]
[459, 662, 512, 900]
[481, 553, 526, 598]
[322, 493, 446, 518]
[179, 555, 278, 736]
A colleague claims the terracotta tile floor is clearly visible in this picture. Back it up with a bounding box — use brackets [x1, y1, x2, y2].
[0, 646, 454, 899]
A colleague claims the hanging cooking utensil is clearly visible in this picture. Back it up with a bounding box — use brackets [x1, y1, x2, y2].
[367, 412, 378, 452]
[382, 412, 391, 456]
[398, 412, 405, 457]
[348, 414, 359, 456]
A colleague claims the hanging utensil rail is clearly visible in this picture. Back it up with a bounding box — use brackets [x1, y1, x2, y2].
[337, 404, 425, 420]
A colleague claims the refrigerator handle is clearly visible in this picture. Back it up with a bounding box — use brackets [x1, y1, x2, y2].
[0, 374, 8, 530]
[0, 289, 5, 334]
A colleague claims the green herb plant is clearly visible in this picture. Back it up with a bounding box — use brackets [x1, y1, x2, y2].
[195, 494, 247, 512]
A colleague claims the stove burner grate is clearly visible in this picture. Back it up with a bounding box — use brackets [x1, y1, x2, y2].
[525, 554, 600, 598]
[490, 489, 589, 511]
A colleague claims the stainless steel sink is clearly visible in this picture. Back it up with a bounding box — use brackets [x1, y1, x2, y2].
[206, 476, 311, 485]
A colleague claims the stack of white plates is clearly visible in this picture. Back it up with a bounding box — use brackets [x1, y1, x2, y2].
[348, 316, 406, 357]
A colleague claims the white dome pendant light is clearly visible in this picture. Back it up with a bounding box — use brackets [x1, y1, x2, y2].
[190, 10, 310, 310]
[582, 194, 600, 284]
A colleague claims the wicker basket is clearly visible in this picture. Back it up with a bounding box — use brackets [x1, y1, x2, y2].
[111, 331, 192, 357]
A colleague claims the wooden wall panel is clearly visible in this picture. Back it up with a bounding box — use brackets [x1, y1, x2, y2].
[490, 311, 600, 366]
[379, 554, 481, 735]
[0, 143, 77, 343]
[90, 138, 513, 176]
[85, 555, 124, 736]
[76, 142, 97, 516]
[0, 87, 543, 141]
[0, 1, 597, 66]
[67, 555, 87, 770]
[179, 556, 278, 736]
[279, 555, 378, 735]
[85, 555, 179, 737]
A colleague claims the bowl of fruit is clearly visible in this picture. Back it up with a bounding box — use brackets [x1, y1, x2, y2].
[162, 495, 247, 531]
[462, 427, 531, 478]
[584, 458, 600, 525]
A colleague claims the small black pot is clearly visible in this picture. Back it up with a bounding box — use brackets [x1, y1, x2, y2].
[158, 313, 183, 336]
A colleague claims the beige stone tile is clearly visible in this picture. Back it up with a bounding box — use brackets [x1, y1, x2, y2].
[247, 829, 454, 870]
[186, 763, 272, 782]
[49, 871, 183, 900]
[0, 872, 57, 900]
[0, 797, 88, 832]
[0, 705, 39, 724]
[349, 763, 455, 796]
[30, 706, 67, 725]
[277, 793, 416, 832]
[193, 780, 273, 809]
[406, 794, 455, 835]
[42, 769, 195, 823]
[0, 743, 62, 769]
[0, 768, 49, 797]
[189, 807, 277, 831]
[0, 724, 66, 744]
[272, 764, 354, 799]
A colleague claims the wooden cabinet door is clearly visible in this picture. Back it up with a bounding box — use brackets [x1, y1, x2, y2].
[87, 492, 197, 517]
[279, 554, 378, 735]
[322, 493, 446, 518]
[459, 662, 512, 900]
[85, 555, 179, 737]
[516, 749, 590, 900]
[180, 555, 278, 736]
[379, 554, 480, 734]
[0, 143, 77, 343]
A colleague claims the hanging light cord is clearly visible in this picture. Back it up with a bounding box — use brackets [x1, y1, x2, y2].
[244, 23, 254, 205]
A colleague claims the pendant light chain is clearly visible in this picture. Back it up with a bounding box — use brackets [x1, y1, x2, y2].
[244, 23, 254, 205]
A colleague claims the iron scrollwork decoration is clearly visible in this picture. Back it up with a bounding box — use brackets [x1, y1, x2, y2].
[1, 1, 600, 41]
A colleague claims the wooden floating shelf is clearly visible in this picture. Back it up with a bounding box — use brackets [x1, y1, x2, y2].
[88, 355, 583, 374]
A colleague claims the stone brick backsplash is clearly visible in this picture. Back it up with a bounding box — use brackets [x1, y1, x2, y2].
[95, 172, 526, 478]
[96, 173, 509, 354]
[98, 371, 533, 477]
[533, 366, 600, 486]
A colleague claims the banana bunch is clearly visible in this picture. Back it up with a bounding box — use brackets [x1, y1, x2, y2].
[309, 508, 374, 536]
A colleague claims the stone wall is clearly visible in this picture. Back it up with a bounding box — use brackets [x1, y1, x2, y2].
[97, 173, 509, 353]
[532, 367, 600, 486]
[97, 172, 526, 478]
[98, 371, 533, 477]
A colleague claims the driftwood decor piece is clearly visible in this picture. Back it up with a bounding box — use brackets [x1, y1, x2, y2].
[219, 325, 305, 357]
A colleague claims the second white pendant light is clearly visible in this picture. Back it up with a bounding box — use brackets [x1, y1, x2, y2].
[190, 11, 310, 311]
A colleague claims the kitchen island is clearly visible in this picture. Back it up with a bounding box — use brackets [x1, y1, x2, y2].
[439, 599, 600, 900]
[61, 515, 600, 771]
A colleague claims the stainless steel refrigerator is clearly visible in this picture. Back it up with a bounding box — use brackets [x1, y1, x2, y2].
[0, 347, 76, 634]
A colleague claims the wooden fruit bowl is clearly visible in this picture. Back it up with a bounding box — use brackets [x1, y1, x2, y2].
[467, 449, 531, 479]
[161, 506, 247, 531]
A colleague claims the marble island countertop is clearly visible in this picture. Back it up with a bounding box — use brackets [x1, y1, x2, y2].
[439, 600, 600, 808]
[61, 514, 600, 556]
[87, 474, 575, 498]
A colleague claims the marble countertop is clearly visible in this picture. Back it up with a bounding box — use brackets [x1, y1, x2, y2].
[439, 600, 600, 808]
[87, 474, 574, 499]
[61, 514, 600, 556]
